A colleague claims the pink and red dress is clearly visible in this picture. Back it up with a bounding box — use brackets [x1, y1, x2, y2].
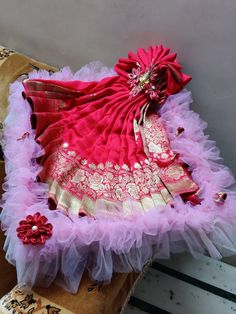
[1, 45, 236, 293]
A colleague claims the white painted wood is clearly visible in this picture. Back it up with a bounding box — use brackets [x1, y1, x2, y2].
[123, 304, 148, 314]
[131, 267, 236, 314]
[157, 253, 236, 294]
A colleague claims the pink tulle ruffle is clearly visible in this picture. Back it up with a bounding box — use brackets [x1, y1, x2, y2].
[1, 62, 236, 293]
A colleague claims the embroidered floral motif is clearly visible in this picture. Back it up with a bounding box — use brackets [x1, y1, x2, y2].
[5, 299, 20, 311]
[140, 113, 176, 166]
[39, 113, 197, 213]
[16, 212, 53, 245]
[43, 115, 188, 205]
[0, 287, 69, 313]
[0, 47, 15, 60]
[46, 150, 167, 202]
[19, 294, 36, 309]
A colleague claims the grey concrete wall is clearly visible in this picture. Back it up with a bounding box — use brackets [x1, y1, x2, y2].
[0, 0, 236, 174]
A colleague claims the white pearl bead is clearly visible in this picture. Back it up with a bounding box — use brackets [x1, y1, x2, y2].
[62, 142, 69, 148]
[31, 225, 38, 231]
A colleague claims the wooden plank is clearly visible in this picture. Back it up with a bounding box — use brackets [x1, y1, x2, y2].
[132, 267, 236, 314]
[0, 232, 17, 298]
[156, 253, 236, 295]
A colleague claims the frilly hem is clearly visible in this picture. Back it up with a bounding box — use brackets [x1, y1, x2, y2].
[1, 62, 236, 293]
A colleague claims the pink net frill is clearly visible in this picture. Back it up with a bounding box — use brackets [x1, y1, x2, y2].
[1, 62, 236, 293]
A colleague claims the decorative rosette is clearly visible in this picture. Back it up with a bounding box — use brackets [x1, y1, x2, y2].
[16, 212, 53, 245]
[115, 45, 191, 104]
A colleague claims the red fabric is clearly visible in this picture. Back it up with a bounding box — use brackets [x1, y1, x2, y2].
[24, 77, 147, 166]
[115, 45, 191, 98]
[23, 46, 191, 167]
[22, 45, 199, 206]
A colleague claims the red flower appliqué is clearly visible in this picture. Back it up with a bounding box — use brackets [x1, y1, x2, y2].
[16, 212, 53, 245]
[115, 45, 191, 104]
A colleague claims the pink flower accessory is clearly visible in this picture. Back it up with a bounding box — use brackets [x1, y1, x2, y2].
[213, 192, 227, 205]
[115, 45, 192, 104]
[16, 212, 53, 245]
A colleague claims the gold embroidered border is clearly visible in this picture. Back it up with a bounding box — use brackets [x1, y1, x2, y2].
[47, 178, 169, 217]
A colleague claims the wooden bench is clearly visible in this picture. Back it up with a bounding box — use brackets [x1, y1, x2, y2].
[124, 254, 236, 314]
